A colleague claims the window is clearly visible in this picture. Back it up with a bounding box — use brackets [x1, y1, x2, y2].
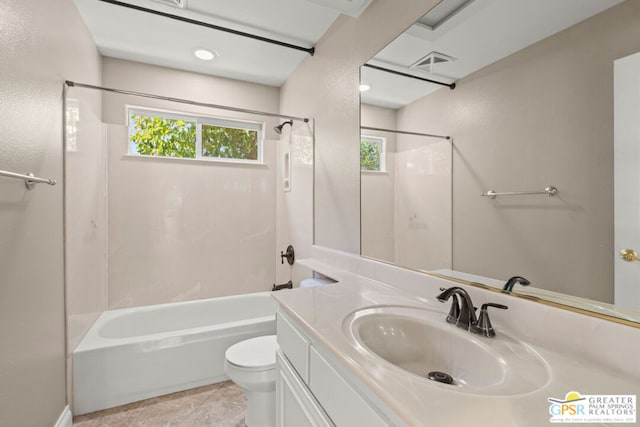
[128, 107, 263, 163]
[360, 135, 386, 172]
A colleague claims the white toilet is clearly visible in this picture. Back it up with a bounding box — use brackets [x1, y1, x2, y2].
[224, 335, 278, 427]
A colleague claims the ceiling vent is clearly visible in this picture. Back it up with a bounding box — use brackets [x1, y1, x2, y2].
[410, 52, 456, 73]
[150, 0, 187, 8]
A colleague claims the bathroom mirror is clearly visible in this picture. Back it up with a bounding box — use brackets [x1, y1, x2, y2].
[360, 0, 640, 324]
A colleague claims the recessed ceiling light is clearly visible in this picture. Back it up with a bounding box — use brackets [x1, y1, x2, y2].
[359, 83, 371, 92]
[193, 48, 217, 61]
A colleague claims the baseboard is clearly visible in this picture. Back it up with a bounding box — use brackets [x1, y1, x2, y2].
[54, 405, 73, 427]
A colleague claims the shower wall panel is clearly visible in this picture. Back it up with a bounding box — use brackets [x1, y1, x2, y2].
[101, 59, 281, 309]
[64, 90, 107, 353]
[275, 121, 315, 285]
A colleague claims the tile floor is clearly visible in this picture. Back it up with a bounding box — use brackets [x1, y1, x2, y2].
[73, 381, 247, 427]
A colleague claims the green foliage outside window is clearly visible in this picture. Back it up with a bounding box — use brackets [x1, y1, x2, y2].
[361, 139, 381, 171]
[202, 125, 258, 160]
[130, 114, 196, 158]
[129, 112, 260, 161]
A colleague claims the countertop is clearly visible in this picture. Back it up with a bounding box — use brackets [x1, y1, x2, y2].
[273, 269, 640, 427]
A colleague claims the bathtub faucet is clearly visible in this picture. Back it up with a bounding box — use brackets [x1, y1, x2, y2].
[272, 281, 293, 291]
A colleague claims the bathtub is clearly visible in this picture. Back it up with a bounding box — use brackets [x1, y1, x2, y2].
[73, 291, 277, 415]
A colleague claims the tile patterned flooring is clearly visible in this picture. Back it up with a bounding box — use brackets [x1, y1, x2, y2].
[73, 381, 247, 427]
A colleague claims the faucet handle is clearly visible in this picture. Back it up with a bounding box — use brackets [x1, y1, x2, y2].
[474, 303, 508, 337]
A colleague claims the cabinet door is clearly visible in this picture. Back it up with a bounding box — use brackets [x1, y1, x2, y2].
[276, 351, 334, 427]
[309, 347, 391, 427]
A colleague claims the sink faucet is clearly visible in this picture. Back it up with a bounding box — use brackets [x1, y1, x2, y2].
[436, 287, 478, 331]
[502, 276, 531, 292]
[436, 287, 508, 337]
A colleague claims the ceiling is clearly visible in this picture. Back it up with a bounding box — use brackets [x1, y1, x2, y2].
[361, 0, 624, 109]
[73, 0, 372, 87]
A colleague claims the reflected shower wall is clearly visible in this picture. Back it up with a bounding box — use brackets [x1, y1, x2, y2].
[361, 130, 452, 272]
[394, 135, 451, 271]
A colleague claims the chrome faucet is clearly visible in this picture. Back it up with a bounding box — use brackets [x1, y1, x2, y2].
[437, 287, 508, 337]
[502, 276, 531, 292]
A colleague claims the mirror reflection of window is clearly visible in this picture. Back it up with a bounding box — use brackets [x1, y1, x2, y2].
[360, 135, 386, 172]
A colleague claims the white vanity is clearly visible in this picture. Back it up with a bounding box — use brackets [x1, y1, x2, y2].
[276, 310, 397, 426]
[272, 248, 640, 427]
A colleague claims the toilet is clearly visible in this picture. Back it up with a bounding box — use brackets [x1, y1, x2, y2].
[224, 335, 278, 427]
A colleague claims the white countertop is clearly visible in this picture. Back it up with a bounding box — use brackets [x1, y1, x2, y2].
[273, 269, 640, 427]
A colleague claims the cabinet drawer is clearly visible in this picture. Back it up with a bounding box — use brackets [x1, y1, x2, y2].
[277, 312, 310, 383]
[309, 346, 390, 427]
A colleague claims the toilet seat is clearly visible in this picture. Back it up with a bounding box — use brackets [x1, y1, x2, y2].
[225, 335, 278, 371]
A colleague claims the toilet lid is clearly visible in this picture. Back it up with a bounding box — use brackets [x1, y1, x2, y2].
[225, 335, 278, 369]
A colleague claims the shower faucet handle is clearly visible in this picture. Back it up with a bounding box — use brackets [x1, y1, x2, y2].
[280, 245, 295, 265]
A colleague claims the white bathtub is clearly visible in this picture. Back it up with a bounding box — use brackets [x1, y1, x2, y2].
[73, 291, 277, 415]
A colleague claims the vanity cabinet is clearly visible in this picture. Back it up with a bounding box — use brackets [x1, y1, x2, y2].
[276, 351, 333, 427]
[276, 311, 394, 427]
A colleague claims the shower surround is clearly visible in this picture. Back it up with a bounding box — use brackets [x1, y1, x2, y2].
[65, 58, 313, 380]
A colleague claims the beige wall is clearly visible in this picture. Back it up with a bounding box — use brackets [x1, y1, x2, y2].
[280, 0, 442, 254]
[101, 59, 281, 308]
[399, 0, 640, 302]
[0, 0, 102, 426]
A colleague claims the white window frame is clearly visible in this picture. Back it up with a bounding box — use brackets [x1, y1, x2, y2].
[127, 106, 265, 164]
[360, 134, 386, 173]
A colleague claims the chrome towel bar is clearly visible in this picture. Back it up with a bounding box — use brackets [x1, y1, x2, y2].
[0, 169, 57, 190]
[481, 186, 557, 199]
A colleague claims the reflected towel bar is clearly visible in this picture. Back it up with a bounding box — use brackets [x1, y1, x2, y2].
[0, 169, 57, 190]
[481, 186, 557, 199]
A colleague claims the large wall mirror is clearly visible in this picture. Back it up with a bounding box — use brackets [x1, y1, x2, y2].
[360, 0, 640, 324]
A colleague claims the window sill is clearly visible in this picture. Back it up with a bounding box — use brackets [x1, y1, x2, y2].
[361, 170, 389, 175]
[122, 154, 268, 168]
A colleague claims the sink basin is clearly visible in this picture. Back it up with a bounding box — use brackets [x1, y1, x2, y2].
[343, 305, 549, 395]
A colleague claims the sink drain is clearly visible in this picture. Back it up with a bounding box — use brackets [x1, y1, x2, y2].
[427, 371, 454, 384]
